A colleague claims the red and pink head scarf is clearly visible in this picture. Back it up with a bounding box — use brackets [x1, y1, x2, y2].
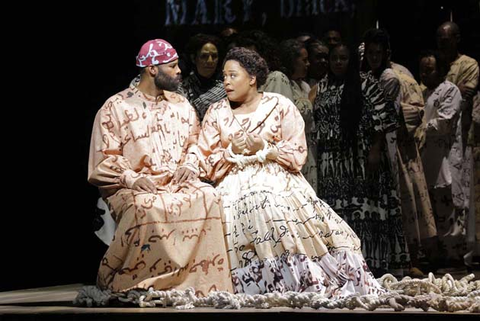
[135, 39, 179, 67]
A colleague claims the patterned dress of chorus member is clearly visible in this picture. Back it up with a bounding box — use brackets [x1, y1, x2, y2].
[472, 89, 480, 252]
[196, 47, 384, 297]
[88, 39, 233, 296]
[276, 38, 318, 194]
[313, 43, 409, 277]
[360, 29, 436, 273]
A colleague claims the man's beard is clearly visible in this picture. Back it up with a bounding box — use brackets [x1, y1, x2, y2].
[154, 72, 181, 92]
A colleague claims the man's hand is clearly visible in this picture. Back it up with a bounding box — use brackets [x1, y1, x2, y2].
[173, 166, 198, 184]
[132, 177, 157, 193]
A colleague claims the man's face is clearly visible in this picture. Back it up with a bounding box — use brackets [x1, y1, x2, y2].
[436, 27, 457, 53]
[308, 44, 329, 79]
[419, 56, 439, 89]
[325, 30, 341, 47]
[154, 59, 182, 91]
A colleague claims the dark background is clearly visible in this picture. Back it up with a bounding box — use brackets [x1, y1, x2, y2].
[4, 0, 479, 292]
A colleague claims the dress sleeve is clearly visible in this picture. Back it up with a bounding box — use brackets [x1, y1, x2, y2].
[291, 81, 315, 135]
[363, 72, 399, 133]
[426, 85, 462, 136]
[273, 98, 308, 173]
[380, 71, 401, 103]
[196, 103, 235, 182]
[88, 102, 146, 195]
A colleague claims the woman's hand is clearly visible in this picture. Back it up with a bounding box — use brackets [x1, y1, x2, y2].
[245, 133, 265, 154]
[231, 131, 247, 154]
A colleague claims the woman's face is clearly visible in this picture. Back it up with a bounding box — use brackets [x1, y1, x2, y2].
[365, 43, 384, 72]
[292, 48, 309, 80]
[223, 60, 255, 102]
[195, 42, 219, 79]
[329, 45, 349, 79]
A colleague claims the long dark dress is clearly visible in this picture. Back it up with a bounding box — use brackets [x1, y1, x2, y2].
[313, 72, 410, 276]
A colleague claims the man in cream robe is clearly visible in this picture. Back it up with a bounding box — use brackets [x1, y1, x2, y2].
[88, 39, 233, 296]
[436, 22, 479, 268]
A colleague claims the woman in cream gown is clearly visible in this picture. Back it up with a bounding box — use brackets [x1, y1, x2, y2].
[196, 47, 384, 297]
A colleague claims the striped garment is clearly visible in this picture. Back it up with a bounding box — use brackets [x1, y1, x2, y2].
[179, 72, 226, 122]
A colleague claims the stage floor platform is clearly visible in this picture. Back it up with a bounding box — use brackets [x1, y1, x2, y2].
[1, 269, 479, 321]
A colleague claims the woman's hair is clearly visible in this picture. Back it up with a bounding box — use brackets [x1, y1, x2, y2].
[224, 47, 269, 87]
[279, 39, 305, 79]
[185, 33, 222, 59]
[305, 38, 328, 55]
[361, 28, 391, 74]
[328, 43, 363, 141]
[184, 33, 224, 74]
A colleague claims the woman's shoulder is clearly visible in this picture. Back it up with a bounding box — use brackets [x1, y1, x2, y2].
[380, 68, 400, 87]
[265, 70, 291, 86]
[381, 68, 398, 79]
[360, 70, 375, 81]
[360, 70, 383, 88]
[268, 70, 289, 79]
[262, 91, 295, 105]
[203, 97, 230, 118]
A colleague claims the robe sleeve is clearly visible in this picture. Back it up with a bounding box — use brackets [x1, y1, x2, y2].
[473, 92, 480, 125]
[401, 77, 425, 134]
[180, 105, 201, 174]
[426, 85, 462, 136]
[196, 104, 234, 182]
[273, 98, 308, 173]
[456, 59, 479, 91]
[88, 102, 146, 195]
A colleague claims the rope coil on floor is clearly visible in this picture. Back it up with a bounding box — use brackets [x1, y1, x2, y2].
[73, 273, 480, 312]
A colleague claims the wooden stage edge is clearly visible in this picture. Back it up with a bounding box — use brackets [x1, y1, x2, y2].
[0, 282, 478, 320]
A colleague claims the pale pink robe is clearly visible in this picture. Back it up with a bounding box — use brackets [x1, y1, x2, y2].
[88, 84, 233, 296]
